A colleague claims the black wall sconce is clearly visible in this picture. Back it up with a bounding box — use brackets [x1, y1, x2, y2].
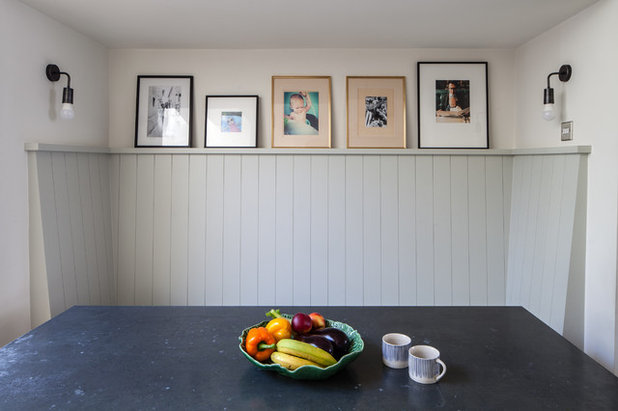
[45, 64, 74, 120]
[543, 64, 572, 121]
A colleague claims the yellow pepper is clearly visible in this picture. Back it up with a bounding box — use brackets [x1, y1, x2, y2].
[265, 308, 292, 341]
[266, 318, 292, 341]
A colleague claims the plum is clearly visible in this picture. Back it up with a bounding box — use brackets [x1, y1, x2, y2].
[291, 313, 313, 334]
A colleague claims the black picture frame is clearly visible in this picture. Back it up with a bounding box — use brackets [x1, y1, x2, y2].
[134, 75, 193, 148]
[204, 95, 259, 148]
[417, 62, 489, 149]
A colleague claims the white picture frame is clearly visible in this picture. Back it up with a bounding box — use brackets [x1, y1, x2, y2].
[417, 62, 488, 149]
[205, 95, 258, 148]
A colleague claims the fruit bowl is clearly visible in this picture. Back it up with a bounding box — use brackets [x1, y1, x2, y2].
[238, 313, 364, 380]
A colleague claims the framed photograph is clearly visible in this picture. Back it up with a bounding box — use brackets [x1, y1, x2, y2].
[205, 95, 258, 148]
[271, 76, 331, 148]
[135, 75, 193, 147]
[417, 62, 488, 148]
[346, 76, 406, 148]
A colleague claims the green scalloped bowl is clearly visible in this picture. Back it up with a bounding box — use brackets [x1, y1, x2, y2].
[238, 313, 364, 380]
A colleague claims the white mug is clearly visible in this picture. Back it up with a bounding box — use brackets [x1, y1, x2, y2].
[408, 345, 447, 384]
[382, 333, 412, 369]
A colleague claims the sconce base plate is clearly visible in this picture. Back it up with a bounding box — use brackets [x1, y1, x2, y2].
[558, 65, 572, 82]
[46, 64, 61, 82]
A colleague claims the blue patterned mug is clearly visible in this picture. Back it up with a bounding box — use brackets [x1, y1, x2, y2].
[382, 333, 412, 369]
[408, 345, 447, 384]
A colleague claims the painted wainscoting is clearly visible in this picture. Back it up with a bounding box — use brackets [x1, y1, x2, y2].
[108, 152, 512, 308]
[26, 145, 589, 341]
[506, 153, 587, 345]
[28, 149, 116, 322]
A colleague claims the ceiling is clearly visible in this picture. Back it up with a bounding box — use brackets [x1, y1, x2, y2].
[19, 0, 598, 49]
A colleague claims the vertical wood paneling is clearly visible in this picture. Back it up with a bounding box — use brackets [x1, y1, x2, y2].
[205, 156, 224, 305]
[539, 156, 565, 322]
[433, 156, 452, 306]
[398, 156, 416, 306]
[550, 155, 580, 332]
[345, 156, 363, 305]
[187, 156, 207, 306]
[65, 154, 89, 305]
[380, 157, 399, 306]
[37, 152, 64, 316]
[152, 155, 172, 305]
[415, 157, 434, 305]
[135, 155, 155, 305]
[293, 156, 311, 305]
[258, 156, 276, 305]
[240, 155, 259, 306]
[109, 155, 120, 302]
[451, 156, 469, 305]
[363, 156, 381, 306]
[78, 155, 100, 305]
[89, 155, 111, 305]
[275, 156, 294, 305]
[34, 150, 587, 327]
[222, 156, 241, 305]
[486, 157, 506, 305]
[528, 156, 553, 315]
[98, 154, 116, 304]
[51, 153, 78, 309]
[310, 156, 329, 306]
[503, 154, 583, 334]
[506, 156, 530, 305]
[117, 155, 137, 305]
[468, 157, 488, 305]
[519, 157, 543, 307]
[170, 156, 190, 305]
[328, 156, 346, 305]
[502, 155, 513, 277]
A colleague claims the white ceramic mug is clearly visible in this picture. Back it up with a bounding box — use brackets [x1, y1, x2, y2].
[408, 345, 447, 384]
[382, 333, 412, 369]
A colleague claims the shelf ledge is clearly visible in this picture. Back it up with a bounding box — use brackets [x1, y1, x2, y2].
[25, 143, 592, 156]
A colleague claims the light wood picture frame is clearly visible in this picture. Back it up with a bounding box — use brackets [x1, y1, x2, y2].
[346, 76, 406, 149]
[271, 76, 331, 148]
[417, 62, 489, 148]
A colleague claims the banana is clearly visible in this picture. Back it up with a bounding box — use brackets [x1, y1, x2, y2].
[276, 339, 337, 367]
[271, 351, 322, 370]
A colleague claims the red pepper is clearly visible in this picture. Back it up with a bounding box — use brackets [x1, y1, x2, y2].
[244, 327, 276, 362]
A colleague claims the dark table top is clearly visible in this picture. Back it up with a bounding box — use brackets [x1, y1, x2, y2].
[1, 306, 617, 410]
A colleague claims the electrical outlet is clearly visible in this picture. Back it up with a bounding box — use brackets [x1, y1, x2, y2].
[561, 121, 573, 141]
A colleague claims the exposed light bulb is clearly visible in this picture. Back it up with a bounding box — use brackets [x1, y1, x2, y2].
[542, 103, 555, 121]
[60, 103, 74, 120]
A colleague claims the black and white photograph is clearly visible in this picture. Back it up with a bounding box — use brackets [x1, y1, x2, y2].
[147, 86, 183, 137]
[417, 62, 488, 148]
[365, 96, 387, 128]
[135, 75, 193, 147]
[205, 95, 258, 148]
[346, 76, 406, 148]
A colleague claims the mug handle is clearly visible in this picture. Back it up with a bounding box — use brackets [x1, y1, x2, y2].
[436, 359, 447, 381]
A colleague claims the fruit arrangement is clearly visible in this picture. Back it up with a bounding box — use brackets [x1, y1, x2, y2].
[239, 309, 364, 380]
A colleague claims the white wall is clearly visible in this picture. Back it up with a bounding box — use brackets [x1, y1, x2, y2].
[108, 48, 515, 149]
[514, 0, 618, 373]
[0, 0, 108, 346]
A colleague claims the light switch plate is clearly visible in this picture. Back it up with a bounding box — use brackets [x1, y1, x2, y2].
[561, 121, 573, 141]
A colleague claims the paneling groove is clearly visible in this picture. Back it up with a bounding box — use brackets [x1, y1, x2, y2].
[30, 149, 586, 338]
